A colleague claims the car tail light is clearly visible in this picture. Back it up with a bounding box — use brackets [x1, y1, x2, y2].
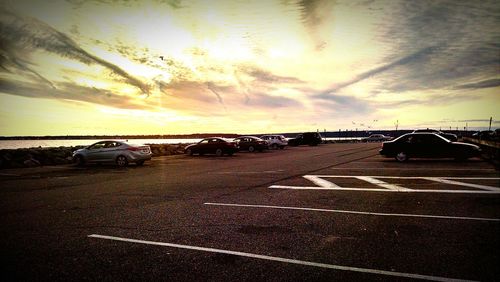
[127, 147, 139, 151]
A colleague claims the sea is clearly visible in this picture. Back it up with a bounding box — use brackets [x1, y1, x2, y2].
[0, 137, 360, 149]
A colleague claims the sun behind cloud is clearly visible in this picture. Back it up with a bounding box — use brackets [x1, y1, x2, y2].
[0, 0, 499, 136]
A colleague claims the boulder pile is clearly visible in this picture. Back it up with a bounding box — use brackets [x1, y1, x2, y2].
[0, 144, 188, 169]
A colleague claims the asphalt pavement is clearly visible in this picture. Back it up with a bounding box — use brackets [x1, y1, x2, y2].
[1, 143, 499, 281]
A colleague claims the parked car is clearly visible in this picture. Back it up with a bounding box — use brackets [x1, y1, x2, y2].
[472, 130, 496, 141]
[412, 128, 458, 141]
[184, 137, 238, 156]
[233, 136, 268, 152]
[363, 134, 392, 142]
[260, 135, 288, 149]
[288, 132, 323, 146]
[379, 133, 481, 162]
[72, 140, 152, 167]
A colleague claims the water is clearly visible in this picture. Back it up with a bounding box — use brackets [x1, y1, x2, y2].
[0, 137, 362, 149]
[0, 139, 203, 149]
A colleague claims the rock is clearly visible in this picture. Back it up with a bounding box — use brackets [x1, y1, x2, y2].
[24, 158, 41, 167]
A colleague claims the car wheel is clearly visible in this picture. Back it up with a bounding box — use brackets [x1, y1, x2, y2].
[271, 143, 278, 150]
[186, 148, 193, 156]
[395, 152, 408, 162]
[215, 148, 223, 157]
[248, 146, 255, 152]
[136, 160, 145, 166]
[74, 155, 85, 166]
[116, 155, 128, 167]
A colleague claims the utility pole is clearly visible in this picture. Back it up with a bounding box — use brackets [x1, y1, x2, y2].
[489, 117, 492, 131]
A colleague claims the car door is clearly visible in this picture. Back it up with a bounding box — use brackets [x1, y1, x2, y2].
[86, 141, 107, 162]
[100, 141, 121, 162]
[197, 139, 210, 154]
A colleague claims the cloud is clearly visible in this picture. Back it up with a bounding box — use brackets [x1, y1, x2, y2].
[0, 77, 150, 110]
[319, 46, 439, 95]
[313, 93, 371, 114]
[454, 79, 500, 90]
[369, 0, 500, 93]
[245, 93, 302, 108]
[0, 8, 150, 94]
[238, 65, 304, 85]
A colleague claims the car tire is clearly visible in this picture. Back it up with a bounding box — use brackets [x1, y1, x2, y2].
[248, 146, 255, 152]
[215, 148, 223, 157]
[136, 160, 145, 166]
[186, 148, 193, 156]
[116, 155, 128, 167]
[74, 155, 85, 166]
[271, 144, 278, 150]
[395, 152, 408, 162]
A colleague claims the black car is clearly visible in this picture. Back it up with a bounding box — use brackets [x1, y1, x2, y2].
[288, 132, 323, 146]
[233, 136, 268, 152]
[184, 138, 238, 156]
[380, 133, 480, 162]
[412, 129, 458, 142]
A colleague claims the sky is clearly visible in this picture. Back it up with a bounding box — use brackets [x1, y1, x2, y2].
[0, 0, 499, 136]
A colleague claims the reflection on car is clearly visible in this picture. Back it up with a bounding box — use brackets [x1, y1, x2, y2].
[233, 136, 268, 152]
[412, 128, 458, 141]
[379, 133, 481, 162]
[72, 140, 152, 167]
[363, 134, 392, 142]
[184, 137, 238, 156]
[288, 132, 323, 146]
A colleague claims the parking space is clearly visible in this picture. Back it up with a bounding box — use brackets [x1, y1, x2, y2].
[2, 143, 498, 281]
[85, 149, 499, 281]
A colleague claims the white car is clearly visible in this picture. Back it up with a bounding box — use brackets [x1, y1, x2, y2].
[363, 134, 392, 142]
[72, 140, 152, 167]
[260, 135, 288, 149]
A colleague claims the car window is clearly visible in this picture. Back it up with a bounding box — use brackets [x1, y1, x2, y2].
[89, 142, 106, 149]
[199, 140, 209, 144]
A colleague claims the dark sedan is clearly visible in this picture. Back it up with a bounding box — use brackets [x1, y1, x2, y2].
[412, 128, 458, 141]
[380, 133, 481, 162]
[233, 136, 268, 152]
[288, 132, 323, 146]
[184, 138, 238, 156]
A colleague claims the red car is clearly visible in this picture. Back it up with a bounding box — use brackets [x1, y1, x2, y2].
[184, 138, 238, 156]
[233, 136, 268, 152]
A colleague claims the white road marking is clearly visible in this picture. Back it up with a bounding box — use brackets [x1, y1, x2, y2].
[269, 175, 500, 194]
[329, 168, 496, 171]
[88, 234, 476, 282]
[303, 175, 341, 188]
[423, 177, 500, 192]
[269, 185, 500, 194]
[354, 176, 410, 191]
[204, 202, 500, 222]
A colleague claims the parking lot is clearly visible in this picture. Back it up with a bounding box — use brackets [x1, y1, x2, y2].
[1, 143, 499, 281]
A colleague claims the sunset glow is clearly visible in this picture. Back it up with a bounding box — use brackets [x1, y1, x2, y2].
[1, 0, 499, 136]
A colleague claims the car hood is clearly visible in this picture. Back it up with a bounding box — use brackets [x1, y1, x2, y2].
[185, 144, 196, 149]
[452, 142, 480, 149]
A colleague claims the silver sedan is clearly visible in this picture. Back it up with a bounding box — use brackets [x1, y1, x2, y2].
[72, 140, 152, 167]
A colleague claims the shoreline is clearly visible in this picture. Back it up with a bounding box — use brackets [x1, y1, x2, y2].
[0, 143, 190, 169]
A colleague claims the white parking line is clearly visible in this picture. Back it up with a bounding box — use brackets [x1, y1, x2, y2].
[204, 202, 500, 222]
[329, 168, 496, 171]
[354, 176, 411, 191]
[88, 234, 476, 282]
[269, 175, 500, 194]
